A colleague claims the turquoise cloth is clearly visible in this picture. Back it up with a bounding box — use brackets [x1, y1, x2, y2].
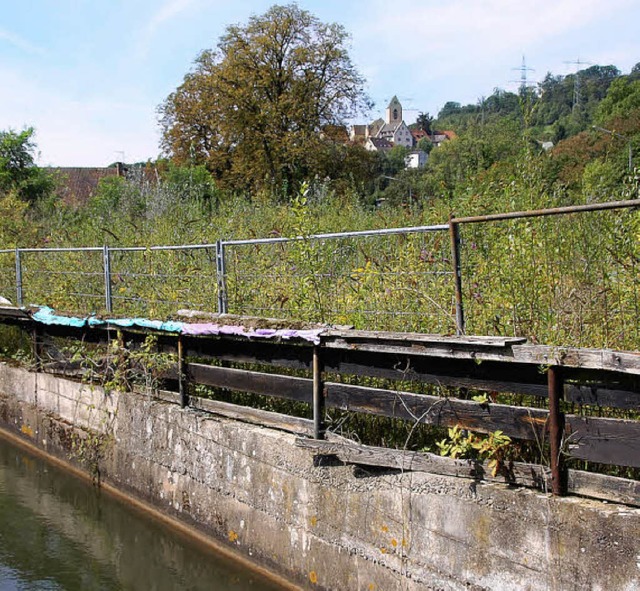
[32, 307, 89, 328]
[88, 316, 184, 333]
[32, 307, 184, 333]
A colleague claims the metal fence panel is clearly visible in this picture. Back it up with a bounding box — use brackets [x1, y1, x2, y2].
[459, 207, 640, 350]
[108, 245, 219, 317]
[224, 227, 456, 333]
[19, 248, 104, 313]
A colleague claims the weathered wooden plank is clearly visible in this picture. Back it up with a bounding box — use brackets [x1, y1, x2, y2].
[295, 437, 548, 488]
[182, 338, 312, 371]
[565, 415, 640, 467]
[295, 437, 640, 507]
[0, 306, 31, 321]
[565, 384, 640, 410]
[324, 382, 547, 440]
[150, 389, 181, 404]
[187, 363, 313, 403]
[513, 345, 640, 376]
[189, 395, 314, 436]
[323, 329, 526, 348]
[324, 349, 549, 397]
[322, 335, 528, 364]
[566, 469, 640, 507]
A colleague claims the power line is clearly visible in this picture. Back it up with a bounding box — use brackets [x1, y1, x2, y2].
[564, 58, 592, 112]
[511, 55, 535, 91]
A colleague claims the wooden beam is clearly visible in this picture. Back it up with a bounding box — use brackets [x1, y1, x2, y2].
[324, 382, 547, 440]
[565, 414, 640, 467]
[182, 338, 312, 371]
[513, 345, 640, 376]
[323, 349, 550, 398]
[567, 469, 640, 507]
[564, 384, 640, 410]
[295, 437, 640, 507]
[295, 437, 547, 488]
[187, 363, 313, 403]
[188, 395, 314, 436]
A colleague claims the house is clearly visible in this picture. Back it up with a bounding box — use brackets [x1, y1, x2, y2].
[350, 97, 413, 150]
[374, 96, 413, 149]
[47, 163, 127, 206]
[405, 150, 428, 169]
[431, 130, 457, 147]
[349, 118, 385, 143]
[350, 95, 455, 158]
[365, 137, 393, 152]
[411, 129, 429, 144]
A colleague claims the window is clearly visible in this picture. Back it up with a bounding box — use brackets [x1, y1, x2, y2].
[393, 108, 398, 120]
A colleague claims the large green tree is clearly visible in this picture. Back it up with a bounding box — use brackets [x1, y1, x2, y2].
[159, 4, 370, 196]
[0, 127, 52, 204]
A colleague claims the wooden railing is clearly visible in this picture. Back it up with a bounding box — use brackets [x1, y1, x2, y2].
[1, 305, 639, 507]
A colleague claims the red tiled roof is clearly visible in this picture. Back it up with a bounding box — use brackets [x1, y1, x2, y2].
[47, 165, 124, 206]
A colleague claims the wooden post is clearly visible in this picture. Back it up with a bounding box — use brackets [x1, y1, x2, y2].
[547, 366, 566, 496]
[313, 346, 325, 440]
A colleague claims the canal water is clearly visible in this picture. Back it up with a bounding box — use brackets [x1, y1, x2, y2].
[0, 433, 287, 591]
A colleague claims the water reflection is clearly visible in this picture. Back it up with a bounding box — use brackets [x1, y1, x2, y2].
[0, 434, 285, 591]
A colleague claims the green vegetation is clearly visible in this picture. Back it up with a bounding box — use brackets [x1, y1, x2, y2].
[0, 5, 638, 352]
[158, 3, 371, 197]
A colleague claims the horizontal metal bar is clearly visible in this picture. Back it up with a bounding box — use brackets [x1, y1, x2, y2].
[109, 244, 217, 253]
[18, 247, 104, 253]
[452, 199, 640, 225]
[223, 224, 449, 246]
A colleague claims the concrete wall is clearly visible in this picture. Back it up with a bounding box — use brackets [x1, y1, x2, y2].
[1, 362, 639, 591]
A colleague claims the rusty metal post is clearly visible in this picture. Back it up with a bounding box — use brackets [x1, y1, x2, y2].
[448, 216, 465, 335]
[547, 366, 566, 496]
[312, 346, 325, 440]
[178, 336, 187, 408]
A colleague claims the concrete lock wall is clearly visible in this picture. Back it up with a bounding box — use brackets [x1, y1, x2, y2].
[0, 362, 639, 591]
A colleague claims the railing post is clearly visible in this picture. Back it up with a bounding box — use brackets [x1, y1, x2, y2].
[547, 366, 566, 496]
[313, 346, 325, 440]
[15, 248, 23, 307]
[216, 240, 228, 314]
[448, 216, 465, 335]
[103, 245, 113, 314]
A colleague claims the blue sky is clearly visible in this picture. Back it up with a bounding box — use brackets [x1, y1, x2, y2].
[1, 0, 639, 166]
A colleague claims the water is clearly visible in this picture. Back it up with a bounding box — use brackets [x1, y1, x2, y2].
[0, 433, 288, 591]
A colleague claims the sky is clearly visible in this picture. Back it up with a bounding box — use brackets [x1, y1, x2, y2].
[1, 0, 639, 167]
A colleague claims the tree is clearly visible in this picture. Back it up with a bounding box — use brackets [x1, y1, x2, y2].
[159, 4, 370, 197]
[0, 127, 52, 204]
[595, 77, 640, 124]
[416, 112, 433, 135]
[417, 137, 433, 154]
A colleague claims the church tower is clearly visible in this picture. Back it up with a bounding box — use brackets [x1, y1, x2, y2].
[385, 96, 402, 125]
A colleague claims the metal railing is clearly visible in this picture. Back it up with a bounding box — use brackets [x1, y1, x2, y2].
[1, 198, 639, 349]
[220, 224, 455, 333]
[452, 199, 640, 350]
[0, 223, 457, 334]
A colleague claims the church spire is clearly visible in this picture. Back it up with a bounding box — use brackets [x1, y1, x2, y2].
[386, 96, 402, 124]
